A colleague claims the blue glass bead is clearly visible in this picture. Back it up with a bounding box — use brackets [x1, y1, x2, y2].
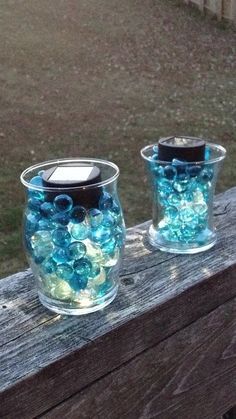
[96, 281, 112, 297]
[37, 219, 54, 231]
[70, 205, 86, 223]
[196, 228, 212, 245]
[168, 218, 182, 232]
[25, 211, 41, 235]
[179, 205, 196, 223]
[52, 228, 71, 247]
[69, 273, 88, 291]
[88, 208, 103, 227]
[177, 172, 190, 182]
[99, 192, 113, 211]
[199, 168, 214, 183]
[102, 212, 116, 228]
[28, 198, 42, 212]
[71, 222, 89, 240]
[163, 165, 177, 181]
[38, 170, 45, 177]
[90, 225, 112, 244]
[73, 257, 92, 278]
[187, 165, 202, 177]
[28, 189, 44, 201]
[54, 194, 73, 213]
[181, 190, 193, 203]
[66, 242, 86, 260]
[41, 258, 57, 274]
[180, 226, 196, 242]
[165, 206, 179, 220]
[40, 202, 55, 218]
[56, 264, 74, 281]
[52, 212, 70, 226]
[52, 247, 68, 263]
[173, 180, 188, 193]
[30, 175, 43, 187]
[172, 159, 187, 175]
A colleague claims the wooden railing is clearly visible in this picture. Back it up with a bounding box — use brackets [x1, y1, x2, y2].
[184, 0, 236, 23]
[0, 187, 236, 418]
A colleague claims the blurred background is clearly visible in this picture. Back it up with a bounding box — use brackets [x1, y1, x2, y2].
[0, 0, 235, 278]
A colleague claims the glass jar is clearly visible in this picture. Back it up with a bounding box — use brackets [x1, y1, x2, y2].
[141, 141, 226, 254]
[20, 158, 126, 315]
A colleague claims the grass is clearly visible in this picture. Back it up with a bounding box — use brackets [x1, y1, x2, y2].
[0, 0, 236, 278]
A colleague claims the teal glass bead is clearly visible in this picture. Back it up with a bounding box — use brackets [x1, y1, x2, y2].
[41, 258, 57, 274]
[66, 242, 86, 260]
[52, 212, 70, 226]
[71, 222, 89, 240]
[199, 168, 214, 183]
[101, 237, 117, 255]
[40, 202, 55, 218]
[70, 205, 86, 223]
[52, 228, 71, 247]
[38, 170, 45, 177]
[89, 262, 101, 279]
[69, 273, 88, 291]
[181, 190, 193, 203]
[163, 165, 177, 181]
[205, 146, 211, 160]
[88, 208, 103, 227]
[30, 175, 43, 187]
[194, 202, 208, 216]
[56, 264, 74, 281]
[114, 225, 125, 247]
[31, 230, 54, 259]
[168, 218, 182, 232]
[151, 153, 159, 161]
[153, 144, 159, 154]
[99, 192, 113, 211]
[73, 257, 92, 278]
[165, 206, 179, 220]
[90, 225, 112, 244]
[167, 193, 182, 207]
[187, 165, 202, 177]
[158, 178, 173, 194]
[173, 179, 188, 193]
[28, 189, 44, 201]
[152, 165, 164, 178]
[54, 194, 73, 212]
[180, 226, 196, 242]
[52, 247, 68, 263]
[179, 205, 196, 223]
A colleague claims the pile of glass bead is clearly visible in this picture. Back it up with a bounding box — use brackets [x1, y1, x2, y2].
[24, 173, 125, 305]
[149, 146, 214, 245]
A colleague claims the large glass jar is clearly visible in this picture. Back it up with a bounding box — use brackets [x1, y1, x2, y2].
[141, 141, 226, 254]
[21, 158, 126, 315]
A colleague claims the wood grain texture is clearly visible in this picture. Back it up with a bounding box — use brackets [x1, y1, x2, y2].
[0, 188, 236, 418]
[42, 297, 236, 419]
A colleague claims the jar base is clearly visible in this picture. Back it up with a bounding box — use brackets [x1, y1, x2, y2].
[148, 224, 217, 254]
[38, 285, 118, 315]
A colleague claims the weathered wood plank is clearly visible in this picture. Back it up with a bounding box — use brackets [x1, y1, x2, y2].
[42, 296, 236, 419]
[0, 188, 235, 418]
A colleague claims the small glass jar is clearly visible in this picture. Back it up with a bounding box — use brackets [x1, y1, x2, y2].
[141, 141, 226, 254]
[20, 158, 126, 315]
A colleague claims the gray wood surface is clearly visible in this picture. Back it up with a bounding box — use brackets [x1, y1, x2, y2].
[0, 187, 236, 418]
[41, 295, 236, 419]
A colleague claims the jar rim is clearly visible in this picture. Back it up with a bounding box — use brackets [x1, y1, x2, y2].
[140, 141, 226, 165]
[20, 158, 120, 192]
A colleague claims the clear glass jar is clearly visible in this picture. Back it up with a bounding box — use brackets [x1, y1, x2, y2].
[141, 142, 226, 254]
[21, 158, 126, 315]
